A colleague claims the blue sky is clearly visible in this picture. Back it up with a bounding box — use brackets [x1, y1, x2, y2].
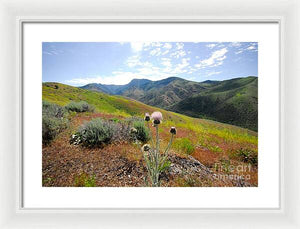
[42, 42, 258, 86]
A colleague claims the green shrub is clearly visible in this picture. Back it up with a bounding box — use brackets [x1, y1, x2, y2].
[133, 121, 150, 143]
[109, 117, 120, 123]
[77, 118, 115, 147]
[173, 138, 195, 155]
[159, 160, 171, 173]
[236, 148, 258, 166]
[42, 101, 68, 145]
[125, 116, 144, 124]
[65, 101, 94, 113]
[207, 145, 222, 153]
[74, 173, 96, 187]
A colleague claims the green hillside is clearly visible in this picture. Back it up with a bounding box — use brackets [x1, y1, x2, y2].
[169, 77, 258, 131]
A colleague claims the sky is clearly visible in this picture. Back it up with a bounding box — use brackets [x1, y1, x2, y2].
[42, 42, 258, 86]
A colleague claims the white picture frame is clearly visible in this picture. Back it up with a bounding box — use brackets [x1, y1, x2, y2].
[0, 0, 299, 228]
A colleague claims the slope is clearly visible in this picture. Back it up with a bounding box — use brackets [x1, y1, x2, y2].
[169, 77, 258, 131]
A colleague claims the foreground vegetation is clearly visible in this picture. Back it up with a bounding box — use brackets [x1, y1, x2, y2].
[42, 82, 258, 187]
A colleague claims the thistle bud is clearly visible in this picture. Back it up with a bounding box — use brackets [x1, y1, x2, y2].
[170, 127, 177, 135]
[144, 113, 150, 122]
[142, 144, 151, 152]
[130, 127, 137, 134]
[153, 119, 161, 125]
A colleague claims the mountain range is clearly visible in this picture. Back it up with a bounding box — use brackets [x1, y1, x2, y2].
[81, 76, 258, 131]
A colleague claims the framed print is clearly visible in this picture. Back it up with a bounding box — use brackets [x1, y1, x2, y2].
[0, 0, 299, 228]
[22, 22, 279, 209]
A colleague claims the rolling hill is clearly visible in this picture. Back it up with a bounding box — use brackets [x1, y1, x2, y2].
[81, 76, 258, 131]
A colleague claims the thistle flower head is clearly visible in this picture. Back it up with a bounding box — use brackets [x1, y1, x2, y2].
[142, 144, 151, 152]
[151, 111, 163, 125]
[170, 127, 177, 135]
[144, 113, 150, 122]
[130, 127, 137, 134]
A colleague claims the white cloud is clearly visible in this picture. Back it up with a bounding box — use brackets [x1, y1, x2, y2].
[206, 71, 222, 77]
[149, 43, 173, 56]
[130, 42, 144, 52]
[147, 42, 173, 56]
[161, 58, 172, 68]
[163, 43, 172, 49]
[235, 43, 258, 54]
[142, 61, 153, 67]
[65, 72, 146, 86]
[43, 49, 63, 55]
[150, 48, 162, 56]
[176, 43, 184, 50]
[195, 48, 228, 69]
[161, 50, 169, 55]
[179, 58, 190, 68]
[230, 42, 242, 47]
[43, 51, 54, 55]
[151, 42, 163, 47]
[206, 44, 216, 49]
[126, 55, 141, 67]
[64, 74, 132, 86]
[170, 49, 186, 59]
[168, 58, 190, 75]
[187, 67, 197, 74]
[247, 45, 257, 51]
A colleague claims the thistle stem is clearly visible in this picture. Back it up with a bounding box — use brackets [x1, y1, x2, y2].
[147, 122, 155, 151]
[163, 134, 174, 157]
[154, 125, 160, 186]
[159, 134, 174, 166]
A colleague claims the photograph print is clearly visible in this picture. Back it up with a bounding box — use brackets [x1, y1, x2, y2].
[42, 42, 258, 187]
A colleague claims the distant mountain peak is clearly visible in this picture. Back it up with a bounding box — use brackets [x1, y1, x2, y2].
[201, 80, 219, 84]
[128, 78, 152, 84]
[130, 78, 151, 82]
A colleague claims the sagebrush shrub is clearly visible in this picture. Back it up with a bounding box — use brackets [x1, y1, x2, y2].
[111, 121, 132, 143]
[42, 101, 68, 145]
[73, 118, 135, 147]
[77, 118, 115, 147]
[65, 101, 94, 113]
[42, 116, 62, 144]
[133, 121, 150, 143]
[42, 100, 65, 118]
